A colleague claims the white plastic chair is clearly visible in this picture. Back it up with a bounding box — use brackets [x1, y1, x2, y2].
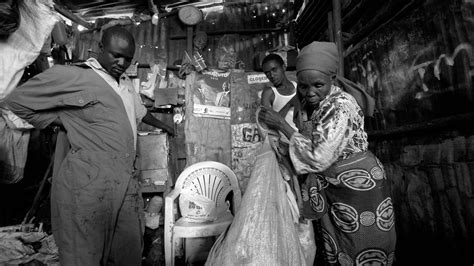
[164, 161, 242, 266]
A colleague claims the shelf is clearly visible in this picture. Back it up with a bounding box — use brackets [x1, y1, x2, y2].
[141, 182, 167, 193]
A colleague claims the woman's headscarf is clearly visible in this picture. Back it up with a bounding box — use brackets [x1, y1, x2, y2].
[296, 41, 375, 117]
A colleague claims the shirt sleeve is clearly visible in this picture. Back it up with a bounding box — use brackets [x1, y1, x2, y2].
[133, 91, 147, 122]
[288, 96, 357, 174]
[6, 65, 97, 129]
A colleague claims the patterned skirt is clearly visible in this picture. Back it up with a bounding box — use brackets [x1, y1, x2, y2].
[300, 151, 396, 265]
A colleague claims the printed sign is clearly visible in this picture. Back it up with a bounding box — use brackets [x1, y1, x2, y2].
[231, 123, 262, 148]
[193, 70, 231, 119]
[247, 73, 269, 84]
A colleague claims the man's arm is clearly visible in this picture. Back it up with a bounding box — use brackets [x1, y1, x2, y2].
[260, 86, 274, 108]
[6, 65, 86, 129]
[133, 89, 175, 136]
[142, 111, 175, 136]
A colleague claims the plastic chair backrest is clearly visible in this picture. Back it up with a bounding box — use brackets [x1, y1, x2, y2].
[175, 161, 241, 216]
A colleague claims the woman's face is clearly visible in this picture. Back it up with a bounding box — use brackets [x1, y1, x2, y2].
[297, 69, 332, 108]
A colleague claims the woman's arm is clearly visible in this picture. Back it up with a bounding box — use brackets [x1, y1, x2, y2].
[289, 97, 358, 174]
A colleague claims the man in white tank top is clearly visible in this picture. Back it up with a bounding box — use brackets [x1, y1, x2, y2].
[259, 53, 315, 265]
[260, 53, 298, 142]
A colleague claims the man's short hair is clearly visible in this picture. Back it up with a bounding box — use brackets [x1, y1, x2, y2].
[262, 53, 285, 67]
[101, 26, 134, 46]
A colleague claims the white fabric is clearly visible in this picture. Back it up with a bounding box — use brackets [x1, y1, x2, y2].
[84, 58, 147, 148]
[0, 0, 58, 102]
[270, 81, 297, 111]
[0, 107, 33, 130]
[271, 81, 298, 142]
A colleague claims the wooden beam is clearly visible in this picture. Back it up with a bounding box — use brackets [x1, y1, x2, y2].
[54, 4, 93, 29]
[73, 3, 140, 14]
[332, 0, 343, 76]
[186, 26, 193, 56]
[328, 11, 334, 42]
[170, 27, 286, 40]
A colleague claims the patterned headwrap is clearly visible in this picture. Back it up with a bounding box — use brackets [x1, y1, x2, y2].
[296, 41, 338, 76]
[296, 41, 375, 117]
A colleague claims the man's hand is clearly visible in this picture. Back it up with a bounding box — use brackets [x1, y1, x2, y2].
[258, 106, 296, 140]
[164, 125, 175, 137]
[258, 106, 284, 130]
[142, 111, 175, 137]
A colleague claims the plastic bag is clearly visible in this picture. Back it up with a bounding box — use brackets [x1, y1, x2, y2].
[205, 137, 307, 266]
[179, 191, 218, 223]
[0, 115, 30, 184]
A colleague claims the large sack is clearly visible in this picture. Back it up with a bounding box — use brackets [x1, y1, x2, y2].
[0, 0, 58, 102]
[205, 137, 307, 266]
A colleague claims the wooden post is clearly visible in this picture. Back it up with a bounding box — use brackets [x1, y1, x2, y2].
[332, 0, 344, 77]
[186, 26, 193, 56]
[328, 11, 334, 42]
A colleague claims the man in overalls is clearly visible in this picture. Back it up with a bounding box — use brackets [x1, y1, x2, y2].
[6, 26, 173, 265]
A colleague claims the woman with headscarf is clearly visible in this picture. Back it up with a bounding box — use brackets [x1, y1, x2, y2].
[259, 41, 396, 265]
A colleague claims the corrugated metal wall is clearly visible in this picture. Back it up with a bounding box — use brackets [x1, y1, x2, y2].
[73, 1, 294, 71]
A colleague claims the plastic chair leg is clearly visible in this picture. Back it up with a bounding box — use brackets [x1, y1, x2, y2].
[165, 232, 174, 266]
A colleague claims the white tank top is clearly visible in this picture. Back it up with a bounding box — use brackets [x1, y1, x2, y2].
[271, 81, 298, 142]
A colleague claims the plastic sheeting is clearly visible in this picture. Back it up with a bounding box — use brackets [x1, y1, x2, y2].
[205, 137, 306, 266]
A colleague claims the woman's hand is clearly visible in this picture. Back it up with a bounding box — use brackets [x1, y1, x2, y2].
[258, 106, 297, 140]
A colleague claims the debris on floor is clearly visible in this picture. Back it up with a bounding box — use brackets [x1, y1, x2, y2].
[0, 223, 58, 265]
